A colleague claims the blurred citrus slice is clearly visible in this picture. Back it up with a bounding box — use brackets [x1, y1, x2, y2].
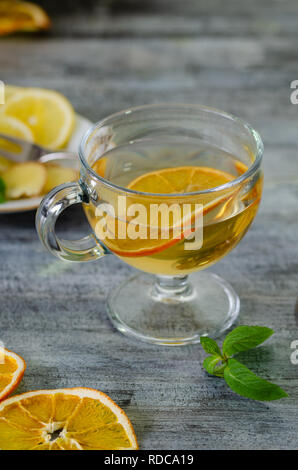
[0, 114, 34, 145]
[92, 157, 107, 178]
[95, 166, 237, 257]
[3, 85, 23, 103]
[0, 347, 26, 402]
[0, 388, 138, 450]
[0, 114, 34, 170]
[4, 89, 75, 150]
[0, 1, 51, 36]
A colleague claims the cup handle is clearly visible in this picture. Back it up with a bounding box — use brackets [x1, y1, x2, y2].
[36, 181, 107, 262]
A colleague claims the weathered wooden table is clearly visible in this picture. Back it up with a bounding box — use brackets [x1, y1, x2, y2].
[1, 0, 298, 449]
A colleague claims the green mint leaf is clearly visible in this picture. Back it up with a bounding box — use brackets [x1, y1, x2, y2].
[0, 177, 5, 203]
[200, 336, 222, 357]
[222, 326, 274, 357]
[203, 355, 226, 377]
[224, 358, 288, 401]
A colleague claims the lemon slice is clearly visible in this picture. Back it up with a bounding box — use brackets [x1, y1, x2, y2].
[0, 114, 34, 171]
[3, 85, 23, 104]
[0, 114, 34, 143]
[4, 89, 75, 150]
[0, 347, 26, 402]
[0, 1, 51, 36]
[0, 388, 138, 450]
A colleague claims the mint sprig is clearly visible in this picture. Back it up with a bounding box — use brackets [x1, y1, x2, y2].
[200, 326, 288, 401]
[222, 326, 274, 356]
[0, 177, 6, 203]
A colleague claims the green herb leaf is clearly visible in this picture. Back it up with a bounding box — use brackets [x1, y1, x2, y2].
[200, 336, 222, 357]
[0, 177, 5, 203]
[203, 355, 226, 377]
[222, 326, 274, 357]
[224, 358, 288, 401]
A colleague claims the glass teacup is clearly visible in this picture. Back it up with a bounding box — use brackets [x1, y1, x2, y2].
[36, 104, 263, 345]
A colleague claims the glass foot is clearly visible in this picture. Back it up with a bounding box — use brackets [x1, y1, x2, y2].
[107, 271, 240, 346]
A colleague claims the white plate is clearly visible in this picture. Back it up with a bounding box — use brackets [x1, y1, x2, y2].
[0, 113, 93, 214]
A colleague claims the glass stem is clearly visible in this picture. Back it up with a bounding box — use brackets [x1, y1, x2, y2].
[152, 275, 194, 303]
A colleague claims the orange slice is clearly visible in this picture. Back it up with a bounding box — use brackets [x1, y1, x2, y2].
[92, 157, 107, 178]
[234, 160, 249, 176]
[127, 166, 235, 194]
[0, 347, 26, 402]
[0, 388, 138, 450]
[0, 1, 51, 36]
[95, 166, 241, 257]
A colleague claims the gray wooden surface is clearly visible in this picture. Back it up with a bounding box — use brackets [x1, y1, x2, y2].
[1, 0, 298, 450]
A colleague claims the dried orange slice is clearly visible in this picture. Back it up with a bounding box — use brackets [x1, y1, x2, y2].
[127, 166, 235, 194]
[0, 1, 51, 36]
[0, 388, 138, 450]
[95, 166, 239, 257]
[0, 347, 26, 402]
